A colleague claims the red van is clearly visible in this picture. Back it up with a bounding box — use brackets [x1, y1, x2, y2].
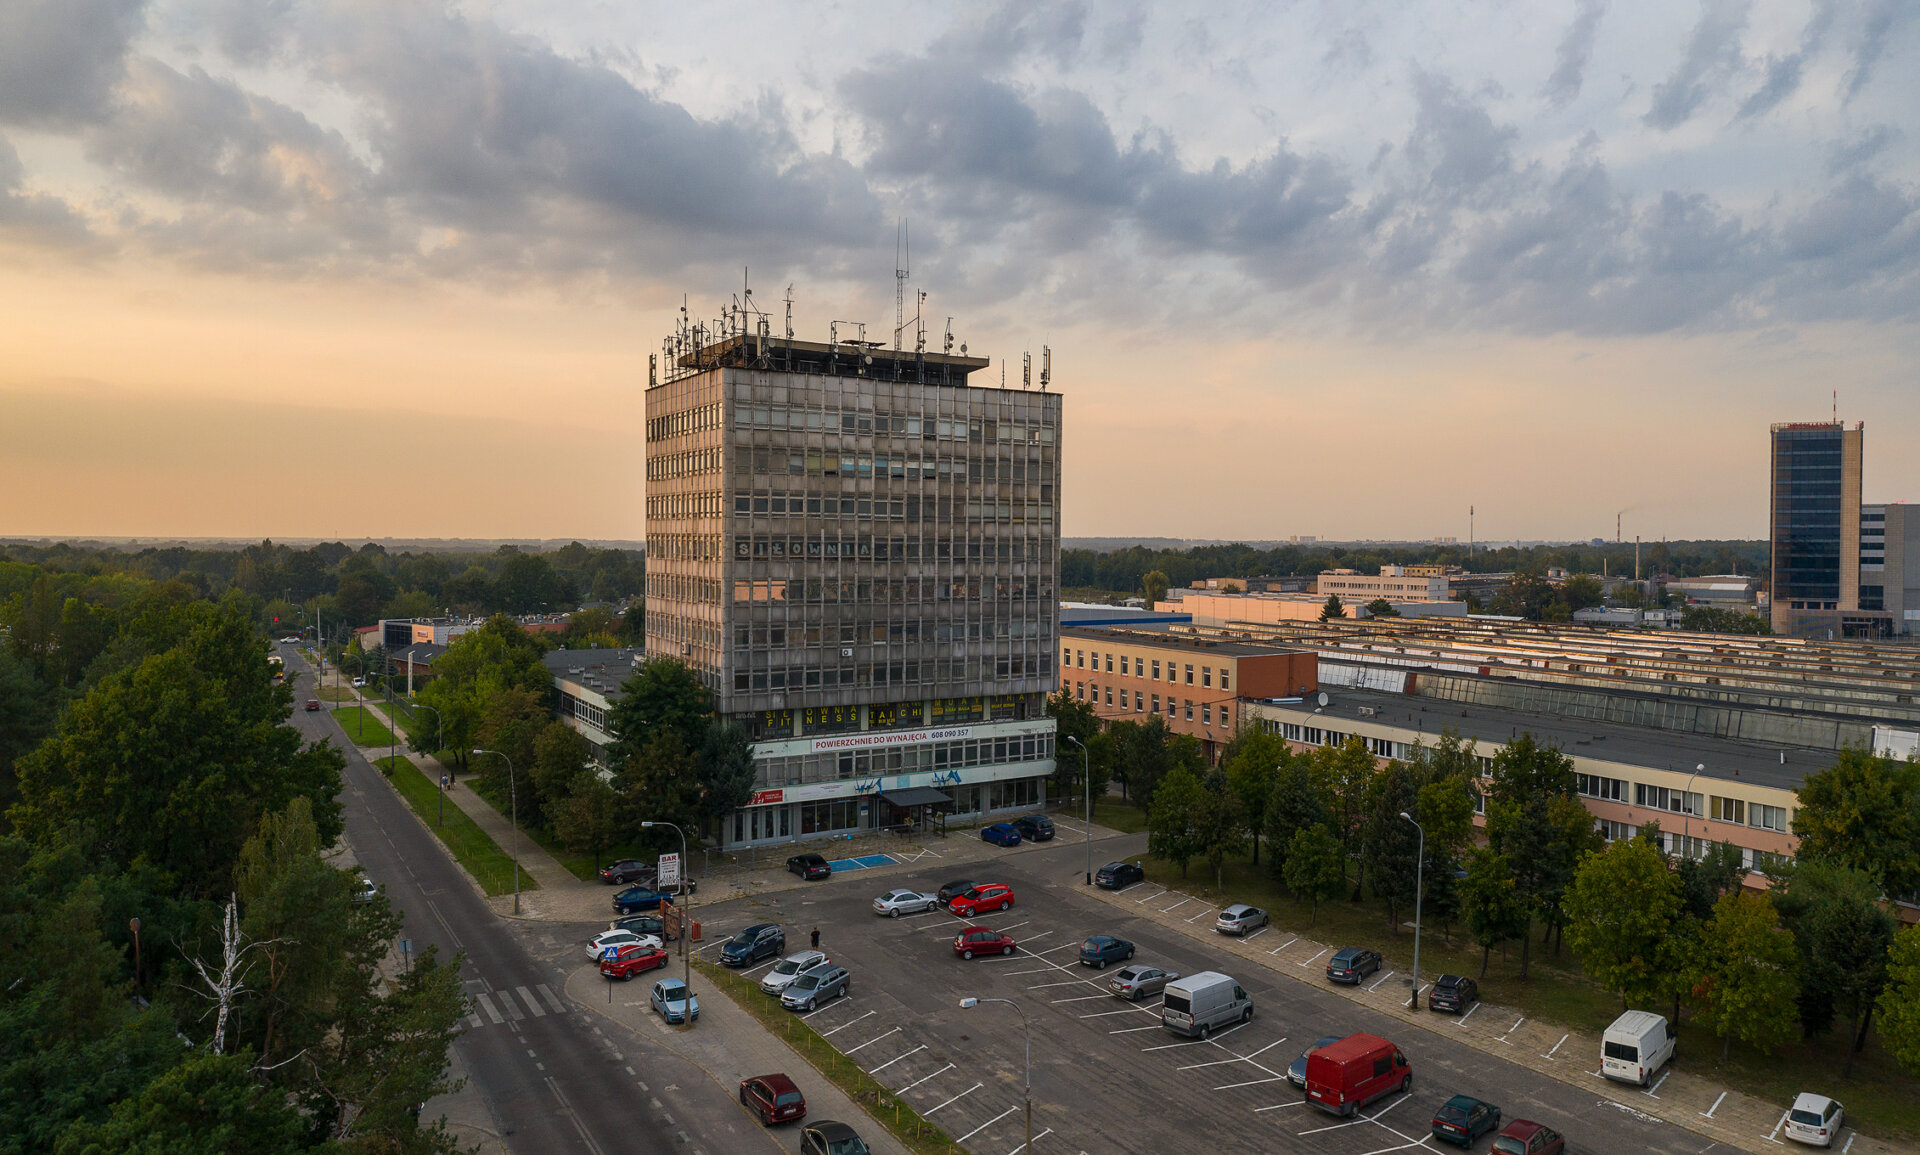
[1303, 1033, 1412, 1117]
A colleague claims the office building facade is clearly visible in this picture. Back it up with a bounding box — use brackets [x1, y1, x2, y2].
[1769, 421, 1869, 636]
[645, 329, 1061, 846]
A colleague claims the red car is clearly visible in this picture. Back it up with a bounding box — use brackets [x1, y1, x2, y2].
[305, 699, 321, 711]
[947, 883, 1015, 918]
[739, 1073, 806, 1125]
[599, 944, 671, 980]
[953, 926, 1016, 959]
[1492, 1120, 1564, 1155]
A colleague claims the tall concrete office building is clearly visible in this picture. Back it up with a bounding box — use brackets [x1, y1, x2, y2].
[1769, 421, 1865, 636]
[645, 322, 1061, 847]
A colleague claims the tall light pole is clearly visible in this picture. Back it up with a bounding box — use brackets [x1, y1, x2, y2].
[1065, 734, 1091, 885]
[1683, 763, 1703, 860]
[471, 748, 521, 915]
[961, 996, 1030, 1153]
[643, 820, 692, 1003]
[415, 704, 442, 826]
[1400, 810, 1424, 1013]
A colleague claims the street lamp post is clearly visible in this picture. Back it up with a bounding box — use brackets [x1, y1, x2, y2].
[471, 748, 521, 915]
[1683, 763, 1704, 860]
[961, 996, 1030, 1153]
[414, 704, 442, 826]
[1065, 734, 1091, 885]
[1400, 811, 1424, 1012]
[643, 820, 693, 1004]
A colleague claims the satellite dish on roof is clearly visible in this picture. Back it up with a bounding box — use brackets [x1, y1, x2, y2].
[1317, 692, 1329, 708]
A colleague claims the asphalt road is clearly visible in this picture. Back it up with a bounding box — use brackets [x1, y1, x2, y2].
[280, 647, 775, 1155]
[688, 834, 1728, 1155]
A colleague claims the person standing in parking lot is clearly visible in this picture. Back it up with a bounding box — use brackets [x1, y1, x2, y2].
[810, 926, 820, 951]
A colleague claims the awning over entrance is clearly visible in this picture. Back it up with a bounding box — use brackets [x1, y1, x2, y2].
[880, 786, 953, 808]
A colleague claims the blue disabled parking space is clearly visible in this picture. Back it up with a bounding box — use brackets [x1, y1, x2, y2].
[827, 852, 899, 872]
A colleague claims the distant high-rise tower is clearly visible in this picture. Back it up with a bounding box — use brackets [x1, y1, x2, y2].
[645, 319, 1062, 847]
[1769, 421, 1863, 636]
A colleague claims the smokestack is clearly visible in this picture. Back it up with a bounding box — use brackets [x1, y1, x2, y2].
[1635, 536, 1641, 582]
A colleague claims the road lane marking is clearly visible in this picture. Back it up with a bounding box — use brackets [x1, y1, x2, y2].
[843, 1027, 902, 1055]
[516, 986, 546, 1017]
[1253, 1101, 1306, 1112]
[1700, 1091, 1728, 1118]
[1114, 882, 1142, 894]
[896, 1063, 955, 1095]
[956, 1105, 1020, 1143]
[474, 993, 503, 1024]
[817, 1009, 874, 1033]
[925, 1083, 982, 1115]
[465, 1010, 483, 1029]
[867, 1045, 926, 1075]
[537, 984, 565, 1015]
[1036, 943, 1080, 956]
[544, 1076, 607, 1155]
[497, 989, 524, 1020]
[1367, 970, 1396, 992]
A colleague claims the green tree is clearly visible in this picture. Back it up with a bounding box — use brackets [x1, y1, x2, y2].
[1196, 771, 1250, 893]
[699, 722, 757, 843]
[1221, 728, 1286, 865]
[0, 644, 54, 828]
[1361, 759, 1420, 932]
[606, 657, 713, 766]
[1261, 757, 1327, 884]
[1803, 873, 1897, 1074]
[1678, 606, 1771, 634]
[529, 721, 594, 827]
[1283, 823, 1345, 924]
[1307, 737, 1375, 894]
[492, 553, 567, 614]
[1460, 849, 1530, 978]
[1148, 766, 1206, 879]
[1564, 837, 1683, 1009]
[1483, 733, 1578, 977]
[1878, 922, 1920, 1077]
[1560, 573, 1604, 612]
[1693, 890, 1800, 1060]
[1046, 689, 1100, 800]
[52, 1051, 308, 1155]
[615, 727, 702, 841]
[1140, 570, 1170, 606]
[411, 618, 552, 772]
[1117, 715, 1180, 810]
[1320, 594, 1345, 621]
[551, 772, 620, 872]
[1364, 597, 1400, 618]
[1791, 747, 1920, 900]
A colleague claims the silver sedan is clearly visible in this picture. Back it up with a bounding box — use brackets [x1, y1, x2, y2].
[1107, 964, 1181, 1001]
[872, 889, 938, 917]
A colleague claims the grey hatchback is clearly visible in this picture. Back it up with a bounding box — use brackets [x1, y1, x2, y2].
[1107, 964, 1181, 1001]
[1215, 904, 1269, 935]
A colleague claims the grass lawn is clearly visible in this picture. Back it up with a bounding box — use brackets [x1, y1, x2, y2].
[464, 776, 658, 883]
[1135, 852, 1920, 1141]
[318, 685, 356, 702]
[694, 958, 957, 1155]
[1089, 795, 1149, 834]
[330, 706, 399, 747]
[380, 757, 538, 897]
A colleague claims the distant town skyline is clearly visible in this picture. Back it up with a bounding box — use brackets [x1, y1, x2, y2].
[3, 1, 1918, 541]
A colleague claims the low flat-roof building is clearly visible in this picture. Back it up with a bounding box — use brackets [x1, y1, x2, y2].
[542, 648, 644, 765]
[1316, 566, 1450, 602]
[1167, 591, 1469, 628]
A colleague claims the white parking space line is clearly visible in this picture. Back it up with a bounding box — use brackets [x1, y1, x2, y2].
[1767, 1110, 1790, 1144]
[1366, 970, 1396, 992]
[1036, 943, 1080, 956]
[1353, 1138, 1432, 1155]
[1541, 1033, 1568, 1059]
[1080, 1007, 1138, 1018]
[743, 959, 781, 975]
[1246, 926, 1269, 940]
[866, 1045, 926, 1075]
[1253, 1101, 1306, 1113]
[1115, 882, 1143, 895]
[1700, 1091, 1728, 1118]
[1496, 1016, 1525, 1041]
[1455, 1003, 1479, 1025]
[924, 1083, 982, 1115]
[1239, 1038, 1289, 1061]
[536, 984, 565, 1015]
[1026, 980, 1083, 990]
[843, 1027, 902, 1055]
[1298, 948, 1329, 968]
[896, 1063, 954, 1095]
[1142, 1021, 1249, 1051]
[1112, 1024, 1163, 1034]
[1298, 1094, 1412, 1136]
[1136, 888, 1168, 904]
[1270, 937, 1298, 955]
[1185, 908, 1214, 923]
[817, 1009, 875, 1033]
[1005, 968, 1055, 975]
[1642, 1071, 1668, 1098]
[1162, 897, 1192, 913]
[1843, 1133, 1856, 1153]
[1052, 994, 1110, 1003]
[1005, 1128, 1053, 1154]
[1215, 1076, 1288, 1091]
[956, 1105, 1020, 1141]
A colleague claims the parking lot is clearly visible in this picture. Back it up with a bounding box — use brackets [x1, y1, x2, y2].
[679, 835, 1734, 1155]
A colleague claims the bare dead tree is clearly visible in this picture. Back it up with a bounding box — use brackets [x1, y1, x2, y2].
[180, 894, 285, 1054]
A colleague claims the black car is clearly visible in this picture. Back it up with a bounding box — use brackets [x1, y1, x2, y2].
[787, 853, 831, 880]
[1012, 814, 1055, 842]
[1428, 973, 1479, 1013]
[611, 913, 671, 940]
[1094, 861, 1145, 890]
[1289, 1035, 1347, 1088]
[1326, 947, 1383, 984]
[801, 1120, 870, 1155]
[935, 879, 974, 906]
[1431, 1095, 1501, 1147]
[599, 859, 654, 885]
[721, 923, 786, 967]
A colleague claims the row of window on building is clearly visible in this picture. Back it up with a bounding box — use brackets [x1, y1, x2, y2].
[648, 446, 724, 481]
[732, 653, 1052, 693]
[727, 577, 1055, 605]
[743, 695, 1037, 738]
[1574, 772, 1790, 831]
[738, 447, 1054, 485]
[647, 493, 725, 522]
[1077, 681, 1234, 728]
[730, 492, 1056, 524]
[735, 533, 1052, 562]
[753, 732, 1057, 789]
[733, 776, 1046, 843]
[554, 689, 607, 733]
[1067, 647, 1232, 690]
[735, 619, 1047, 650]
[732, 405, 1056, 446]
[646, 400, 721, 443]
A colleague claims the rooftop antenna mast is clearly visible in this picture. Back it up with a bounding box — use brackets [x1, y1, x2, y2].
[1022, 351, 1031, 390]
[1040, 345, 1051, 391]
[894, 220, 909, 352]
[783, 283, 794, 340]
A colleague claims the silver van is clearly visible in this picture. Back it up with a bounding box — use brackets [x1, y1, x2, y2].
[1161, 971, 1253, 1039]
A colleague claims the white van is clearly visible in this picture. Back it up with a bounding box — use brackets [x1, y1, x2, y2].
[1601, 1010, 1675, 1086]
[1161, 971, 1253, 1039]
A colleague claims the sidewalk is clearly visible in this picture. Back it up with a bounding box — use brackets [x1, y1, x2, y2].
[563, 964, 914, 1155]
[1084, 876, 1911, 1155]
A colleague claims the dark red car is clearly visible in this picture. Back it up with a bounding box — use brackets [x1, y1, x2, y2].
[1492, 1120, 1564, 1155]
[739, 1073, 806, 1125]
[599, 944, 670, 980]
[305, 699, 321, 711]
[953, 926, 1016, 959]
[947, 883, 1015, 918]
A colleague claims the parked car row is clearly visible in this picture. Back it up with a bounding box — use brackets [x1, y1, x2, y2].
[737, 1071, 873, 1154]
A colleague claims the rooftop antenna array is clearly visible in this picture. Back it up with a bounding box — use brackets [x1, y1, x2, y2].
[783, 283, 795, 340]
[1040, 345, 1051, 391]
[1022, 352, 1031, 389]
[894, 220, 909, 352]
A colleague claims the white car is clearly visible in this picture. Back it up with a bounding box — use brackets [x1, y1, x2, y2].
[1785, 1093, 1844, 1147]
[351, 676, 367, 688]
[760, 950, 830, 995]
[279, 636, 301, 644]
[872, 889, 938, 917]
[587, 929, 663, 961]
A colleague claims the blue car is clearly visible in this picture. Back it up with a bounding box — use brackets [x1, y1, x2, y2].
[650, 977, 699, 1024]
[613, 886, 670, 914]
[980, 823, 1022, 847]
[1078, 935, 1135, 969]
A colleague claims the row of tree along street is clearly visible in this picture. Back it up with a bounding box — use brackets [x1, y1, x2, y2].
[0, 566, 467, 1152]
[402, 617, 756, 868]
[1049, 690, 1920, 1076]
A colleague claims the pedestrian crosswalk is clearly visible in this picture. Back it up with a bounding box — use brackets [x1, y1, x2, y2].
[465, 981, 566, 1028]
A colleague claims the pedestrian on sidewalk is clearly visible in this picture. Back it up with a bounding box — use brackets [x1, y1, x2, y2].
[810, 926, 820, 951]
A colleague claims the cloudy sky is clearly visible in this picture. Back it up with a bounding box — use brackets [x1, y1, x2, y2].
[2, 0, 1917, 543]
